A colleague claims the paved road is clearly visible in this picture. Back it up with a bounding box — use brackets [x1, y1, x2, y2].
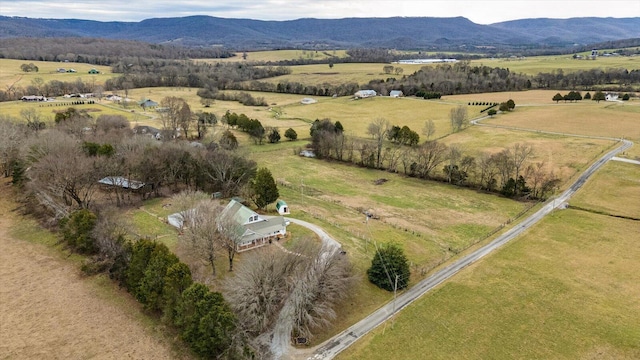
[304, 119, 633, 360]
[612, 156, 640, 165]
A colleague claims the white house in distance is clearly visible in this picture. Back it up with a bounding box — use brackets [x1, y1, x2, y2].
[354, 89, 377, 99]
[389, 90, 403, 98]
[168, 199, 289, 253]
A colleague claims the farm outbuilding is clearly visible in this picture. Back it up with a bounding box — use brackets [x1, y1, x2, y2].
[138, 99, 158, 109]
[354, 90, 377, 99]
[389, 90, 404, 98]
[276, 200, 290, 215]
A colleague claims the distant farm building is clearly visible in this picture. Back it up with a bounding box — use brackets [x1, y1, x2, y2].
[21, 95, 47, 102]
[301, 97, 317, 104]
[88, 68, 100, 74]
[389, 90, 403, 98]
[606, 93, 619, 101]
[138, 99, 158, 109]
[354, 90, 377, 99]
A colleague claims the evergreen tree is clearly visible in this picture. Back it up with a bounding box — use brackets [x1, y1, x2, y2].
[251, 167, 279, 210]
[367, 243, 410, 292]
[284, 128, 297, 141]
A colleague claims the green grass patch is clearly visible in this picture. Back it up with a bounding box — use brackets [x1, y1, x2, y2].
[470, 54, 640, 76]
[339, 209, 640, 359]
[0, 58, 115, 91]
[571, 161, 640, 219]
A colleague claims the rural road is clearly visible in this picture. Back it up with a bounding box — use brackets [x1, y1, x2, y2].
[301, 118, 633, 360]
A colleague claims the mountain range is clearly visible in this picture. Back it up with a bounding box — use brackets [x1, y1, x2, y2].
[1, 15, 639, 49]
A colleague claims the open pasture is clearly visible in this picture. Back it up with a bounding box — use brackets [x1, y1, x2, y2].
[339, 209, 640, 360]
[0, 99, 149, 124]
[250, 145, 528, 342]
[445, 89, 577, 105]
[0, 59, 114, 91]
[470, 54, 640, 76]
[570, 161, 640, 219]
[483, 100, 640, 157]
[277, 95, 459, 139]
[442, 125, 616, 185]
[257, 62, 426, 87]
[197, 49, 349, 63]
[251, 147, 527, 265]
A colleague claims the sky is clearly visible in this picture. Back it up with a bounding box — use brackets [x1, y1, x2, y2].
[1, 0, 638, 24]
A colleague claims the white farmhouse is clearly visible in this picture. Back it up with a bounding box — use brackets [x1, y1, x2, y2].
[354, 90, 377, 99]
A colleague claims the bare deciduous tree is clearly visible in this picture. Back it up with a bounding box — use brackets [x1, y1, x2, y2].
[422, 119, 436, 140]
[450, 105, 468, 132]
[226, 239, 353, 357]
[180, 199, 223, 278]
[26, 130, 101, 210]
[367, 118, 390, 169]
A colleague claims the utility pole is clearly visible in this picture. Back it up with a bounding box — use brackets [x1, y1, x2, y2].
[393, 274, 398, 313]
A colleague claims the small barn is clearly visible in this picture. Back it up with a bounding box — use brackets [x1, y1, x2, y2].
[276, 200, 290, 215]
[389, 90, 404, 98]
[138, 99, 158, 109]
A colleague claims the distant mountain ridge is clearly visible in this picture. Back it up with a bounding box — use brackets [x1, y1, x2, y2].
[1, 15, 638, 49]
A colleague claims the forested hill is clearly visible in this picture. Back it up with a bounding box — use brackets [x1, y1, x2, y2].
[0, 15, 639, 50]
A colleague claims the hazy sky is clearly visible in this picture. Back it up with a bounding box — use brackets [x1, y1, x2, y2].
[1, 0, 638, 24]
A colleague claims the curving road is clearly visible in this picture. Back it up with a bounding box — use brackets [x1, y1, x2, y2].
[303, 118, 633, 360]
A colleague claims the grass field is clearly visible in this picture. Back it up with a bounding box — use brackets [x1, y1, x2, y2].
[0, 99, 148, 124]
[256, 62, 426, 87]
[0, 59, 114, 91]
[197, 49, 350, 63]
[570, 161, 640, 219]
[276, 95, 460, 138]
[338, 209, 640, 359]
[470, 54, 640, 76]
[441, 125, 616, 185]
[483, 100, 640, 158]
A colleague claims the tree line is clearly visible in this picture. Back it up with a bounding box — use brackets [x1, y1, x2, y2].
[0, 37, 233, 65]
[308, 118, 560, 200]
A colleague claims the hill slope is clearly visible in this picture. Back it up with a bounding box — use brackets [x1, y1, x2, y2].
[0, 15, 638, 49]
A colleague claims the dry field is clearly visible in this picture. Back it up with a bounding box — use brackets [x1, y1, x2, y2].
[470, 54, 640, 76]
[197, 49, 349, 63]
[0, 100, 146, 124]
[0, 179, 187, 359]
[339, 209, 640, 360]
[441, 125, 617, 186]
[570, 161, 640, 219]
[0, 59, 114, 91]
[255, 62, 426, 87]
